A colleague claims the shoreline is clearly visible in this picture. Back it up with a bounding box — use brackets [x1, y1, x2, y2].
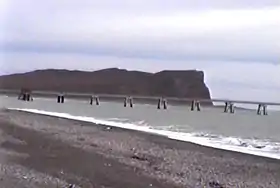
[0, 109, 179, 188]
[0, 109, 280, 187]
[9, 107, 280, 161]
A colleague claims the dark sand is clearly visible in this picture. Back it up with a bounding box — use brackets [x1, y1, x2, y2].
[0, 109, 280, 188]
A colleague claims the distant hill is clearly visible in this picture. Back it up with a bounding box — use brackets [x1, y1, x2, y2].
[0, 68, 212, 100]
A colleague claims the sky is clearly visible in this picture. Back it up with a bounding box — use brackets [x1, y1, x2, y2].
[0, 0, 280, 102]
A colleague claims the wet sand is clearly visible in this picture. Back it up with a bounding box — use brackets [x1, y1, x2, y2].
[0, 109, 280, 187]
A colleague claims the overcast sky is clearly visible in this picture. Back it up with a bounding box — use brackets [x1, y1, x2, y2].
[0, 0, 280, 102]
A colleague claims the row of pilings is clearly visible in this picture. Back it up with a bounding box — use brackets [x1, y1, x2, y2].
[18, 92, 33, 101]
[222, 102, 267, 115]
[64, 96, 269, 115]
[18, 92, 269, 115]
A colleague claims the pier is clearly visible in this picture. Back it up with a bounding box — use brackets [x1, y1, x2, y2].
[1, 89, 280, 115]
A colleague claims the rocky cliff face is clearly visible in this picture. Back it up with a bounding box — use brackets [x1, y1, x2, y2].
[0, 68, 211, 99]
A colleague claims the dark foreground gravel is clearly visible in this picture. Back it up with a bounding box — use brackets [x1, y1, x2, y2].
[0, 109, 280, 188]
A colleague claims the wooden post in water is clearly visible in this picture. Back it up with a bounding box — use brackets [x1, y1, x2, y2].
[90, 95, 100, 105]
[157, 98, 162, 109]
[191, 100, 201, 111]
[57, 93, 65, 103]
[26, 92, 33, 101]
[124, 97, 128, 107]
[224, 102, 229, 112]
[257, 104, 261, 115]
[224, 101, 234, 113]
[229, 103, 235, 113]
[163, 98, 167, 110]
[26, 93, 30, 101]
[124, 97, 133, 108]
[191, 100, 195, 111]
[18, 89, 33, 102]
[263, 104, 268, 115]
[57, 95, 61, 103]
[129, 97, 133, 108]
[196, 100, 201, 111]
[257, 104, 268, 115]
[90, 96, 93, 105]
[95, 96, 100, 106]
[61, 94, 65, 103]
[23, 93, 27, 101]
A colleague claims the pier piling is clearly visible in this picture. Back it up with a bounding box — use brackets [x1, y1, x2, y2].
[22, 93, 27, 101]
[89, 96, 94, 105]
[124, 97, 128, 107]
[90, 96, 100, 105]
[257, 104, 261, 115]
[191, 100, 195, 111]
[157, 98, 162, 109]
[257, 104, 268, 115]
[95, 96, 100, 106]
[157, 98, 167, 110]
[57, 94, 65, 104]
[191, 100, 201, 111]
[163, 98, 168, 110]
[26, 93, 31, 101]
[196, 100, 201, 111]
[129, 97, 134, 108]
[224, 102, 235, 113]
[90, 96, 93, 105]
[263, 105, 268, 115]
[18, 90, 33, 102]
[224, 102, 228, 113]
[229, 103, 235, 113]
[123, 97, 133, 108]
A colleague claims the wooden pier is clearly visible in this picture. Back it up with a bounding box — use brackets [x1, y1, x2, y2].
[1, 89, 280, 115]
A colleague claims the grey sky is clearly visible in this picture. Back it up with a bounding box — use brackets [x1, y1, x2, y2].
[0, 0, 280, 102]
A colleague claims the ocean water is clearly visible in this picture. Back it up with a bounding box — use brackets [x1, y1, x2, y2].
[1, 95, 280, 159]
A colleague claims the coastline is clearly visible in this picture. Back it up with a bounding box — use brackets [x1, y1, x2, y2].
[9, 107, 280, 160]
[0, 109, 280, 187]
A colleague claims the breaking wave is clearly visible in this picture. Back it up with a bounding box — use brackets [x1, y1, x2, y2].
[9, 108, 280, 160]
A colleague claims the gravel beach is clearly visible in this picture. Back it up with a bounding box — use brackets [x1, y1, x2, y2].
[0, 109, 280, 188]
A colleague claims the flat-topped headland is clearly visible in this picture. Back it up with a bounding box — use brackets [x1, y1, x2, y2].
[0, 68, 212, 102]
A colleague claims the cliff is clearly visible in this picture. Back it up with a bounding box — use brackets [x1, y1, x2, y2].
[0, 68, 211, 99]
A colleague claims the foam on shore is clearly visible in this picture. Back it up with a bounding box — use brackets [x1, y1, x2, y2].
[9, 108, 280, 160]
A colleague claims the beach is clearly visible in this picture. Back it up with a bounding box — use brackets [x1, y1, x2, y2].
[0, 109, 279, 187]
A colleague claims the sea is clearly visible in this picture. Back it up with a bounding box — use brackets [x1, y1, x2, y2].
[1, 95, 280, 160]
